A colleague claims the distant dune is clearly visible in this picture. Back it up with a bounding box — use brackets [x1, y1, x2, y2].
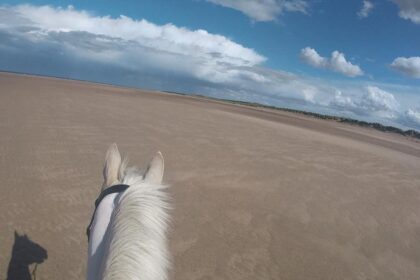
[1, 72, 419, 280]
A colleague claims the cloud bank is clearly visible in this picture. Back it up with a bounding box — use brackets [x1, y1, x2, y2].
[300, 47, 364, 77]
[0, 4, 419, 131]
[330, 86, 399, 118]
[206, 0, 308, 21]
[8, 5, 265, 68]
[405, 108, 420, 126]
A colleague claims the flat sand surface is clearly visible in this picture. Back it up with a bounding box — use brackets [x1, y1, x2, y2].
[1, 72, 420, 280]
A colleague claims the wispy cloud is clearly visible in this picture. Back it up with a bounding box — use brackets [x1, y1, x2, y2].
[300, 47, 364, 77]
[357, 0, 374, 18]
[206, 0, 309, 22]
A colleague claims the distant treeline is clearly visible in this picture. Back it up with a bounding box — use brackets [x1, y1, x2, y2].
[164, 91, 420, 140]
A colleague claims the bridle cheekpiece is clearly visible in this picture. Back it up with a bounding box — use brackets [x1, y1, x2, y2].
[86, 184, 130, 241]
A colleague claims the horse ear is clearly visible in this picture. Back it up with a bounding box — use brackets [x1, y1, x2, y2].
[103, 143, 122, 189]
[14, 230, 18, 238]
[144, 151, 164, 184]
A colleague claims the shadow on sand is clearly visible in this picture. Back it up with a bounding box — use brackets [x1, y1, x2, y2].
[7, 231, 48, 280]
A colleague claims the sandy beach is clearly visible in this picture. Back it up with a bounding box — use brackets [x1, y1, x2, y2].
[0, 72, 419, 280]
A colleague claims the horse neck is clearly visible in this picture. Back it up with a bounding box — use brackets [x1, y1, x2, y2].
[7, 248, 32, 280]
[98, 181, 170, 280]
[87, 193, 119, 280]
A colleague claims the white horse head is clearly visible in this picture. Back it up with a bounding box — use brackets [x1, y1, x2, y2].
[87, 143, 170, 280]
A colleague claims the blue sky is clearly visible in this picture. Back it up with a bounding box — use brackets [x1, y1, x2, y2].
[1, 0, 420, 130]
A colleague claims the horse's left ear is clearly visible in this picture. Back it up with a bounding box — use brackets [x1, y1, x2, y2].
[144, 151, 164, 184]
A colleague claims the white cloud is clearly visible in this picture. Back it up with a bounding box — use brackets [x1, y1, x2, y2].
[357, 1, 374, 18]
[300, 47, 327, 68]
[330, 51, 364, 77]
[330, 86, 400, 119]
[330, 90, 358, 109]
[300, 47, 364, 77]
[10, 4, 266, 68]
[393, 0, 420, 24]
[405, 108, 420, 125]
[390, 57, 420, 78]
[360, 86, 400, 115]
[206, 0, 308, 22]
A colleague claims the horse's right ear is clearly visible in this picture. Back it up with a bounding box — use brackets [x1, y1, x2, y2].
[14, 230, 18, 238]
[143, 151, 164, 184]
[103, 143, 122, 189]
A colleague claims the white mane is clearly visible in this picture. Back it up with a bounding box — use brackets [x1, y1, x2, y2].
[101, 167, 171, 280]
[87, 144, 171, 280]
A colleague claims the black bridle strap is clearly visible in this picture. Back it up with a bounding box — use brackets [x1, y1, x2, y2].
[86, 184, 130, 241]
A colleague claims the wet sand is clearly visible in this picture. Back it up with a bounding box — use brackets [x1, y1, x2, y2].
[0, 72, 419, 280]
